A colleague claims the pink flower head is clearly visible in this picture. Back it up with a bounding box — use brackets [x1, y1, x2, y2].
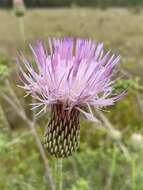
[13, 0, 24, 6]
[17, 38, 126, 157]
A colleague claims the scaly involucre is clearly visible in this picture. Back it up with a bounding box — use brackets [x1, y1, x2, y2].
[18, 38, 125, 157]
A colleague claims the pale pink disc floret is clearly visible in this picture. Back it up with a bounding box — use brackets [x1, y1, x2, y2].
[18, 38, 126, 122]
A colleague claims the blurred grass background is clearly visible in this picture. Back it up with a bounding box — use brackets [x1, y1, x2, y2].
[0, 1, 143, 190]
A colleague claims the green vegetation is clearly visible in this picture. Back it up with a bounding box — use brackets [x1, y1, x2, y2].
[2, 0, 143, 7]
[0, 8, 143, 190]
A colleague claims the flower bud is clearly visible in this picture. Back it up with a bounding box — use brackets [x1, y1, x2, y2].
[13, 0, 25, 17]
[109, 129, 122, 141]
[129, 133, 143, 150]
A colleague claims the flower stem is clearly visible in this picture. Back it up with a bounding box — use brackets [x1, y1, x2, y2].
[131, 157, 136, 190]
[18, 16, 25, 43]
[106, 145, 118, 190]
[55, 158, 63, 190]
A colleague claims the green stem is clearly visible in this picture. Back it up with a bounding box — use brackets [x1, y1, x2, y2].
[131, 158, 136, 190]
[107, 145, 118, 190]
[18, 17, 25, 43]
[55, 158, 63, 190]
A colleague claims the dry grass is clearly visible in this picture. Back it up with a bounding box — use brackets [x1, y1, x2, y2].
[0, 8, 143, 77]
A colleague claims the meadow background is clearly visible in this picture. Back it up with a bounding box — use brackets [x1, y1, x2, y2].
[0, 0, 143, 190]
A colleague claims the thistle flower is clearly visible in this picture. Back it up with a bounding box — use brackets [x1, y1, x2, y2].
[13, 0, 25, 17]
[17, 38, 126, 158]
